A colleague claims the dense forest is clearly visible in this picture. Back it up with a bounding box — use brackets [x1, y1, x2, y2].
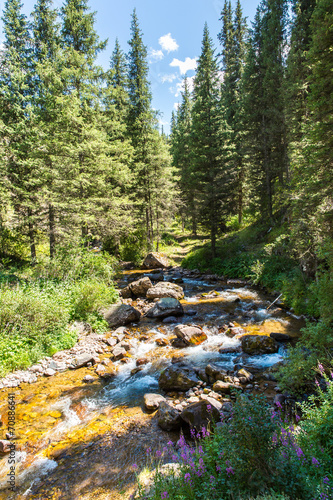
[0, 0, 333, 498]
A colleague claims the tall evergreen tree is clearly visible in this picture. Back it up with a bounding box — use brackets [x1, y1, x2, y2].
[126, 9, 157, 247]
[218, 0, 247, 223]
[192, 24, 232, 257]
[243, 0, 289, 221]
[0, 0, 40, 260]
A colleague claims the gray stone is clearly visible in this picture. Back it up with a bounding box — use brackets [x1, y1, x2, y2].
[142, 252, 170, 269]
[129, 277, 153, 297]
[83, 375, 95, 383]
[180, 399, 221, 429]
[111, 346, 127, 361]
[146, 282, 184, 301]
[144, 393, 166, 411]
[44, 368, 56, 377]
[205, 364, 227, 381]
[157, 402, 182, 431]
[212, 380, 240, 394]
[146, 298, 184, 319]
[73, 353, 95, 369]
[103, 304, 141, 327]
[162, 316, 178, 324]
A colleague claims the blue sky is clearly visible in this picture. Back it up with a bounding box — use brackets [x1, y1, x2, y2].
[0, 0, 260, 134]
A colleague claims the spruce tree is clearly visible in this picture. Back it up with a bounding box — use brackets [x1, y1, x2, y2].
[192, 24, 232, 257]
[126, 9, 157, 248]
[0, 0, 40, 261]
[218, 0, 247, 224]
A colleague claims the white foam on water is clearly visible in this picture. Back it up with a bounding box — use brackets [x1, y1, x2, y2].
[255, 308, 272, 320]
[21, 458, 58, 495]
[47, 397, 81, 439]
[184, 296, 200, 302]
[244, 351, 285, 368]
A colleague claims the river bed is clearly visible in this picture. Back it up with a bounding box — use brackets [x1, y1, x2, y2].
[0, 267, 304, 500]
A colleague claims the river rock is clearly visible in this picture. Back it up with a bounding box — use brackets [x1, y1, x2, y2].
[205, 364, 228, 381]
[180, 399, 221, 429]
[73, 353, 95, 369]
[44, 368, 56, 377]
[270, 332, 292, 342]
[144, 393, 166, 411]
[146, 298, 184, 319]
[103, 304, 141, 327]
[146, 282, 184, 300]
[83, 375, 95, 383]
[128, 277, 153, 297]
[212, 380, 240, 394]
[237, 368, 253, 382]
[162, 316, 178, 324]
[0, 440, 12, 454]
[241, 335, 279, 355]
[111, 346, 127, 361]
[142, 252, 170, 269]
[219, 345, 242, 354]
[159, 364, 199, 392]
[157, 402, 182, 431]
[120, 285, 132, 299]
[174, 325, 207, 346]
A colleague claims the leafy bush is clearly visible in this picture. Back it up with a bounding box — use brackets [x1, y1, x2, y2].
[0, 277, 118, 376]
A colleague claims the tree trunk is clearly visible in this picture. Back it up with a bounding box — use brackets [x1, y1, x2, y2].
[49, 204, 56, 259]
[211, 226, 216, 259]
[28, 208, 36, 262]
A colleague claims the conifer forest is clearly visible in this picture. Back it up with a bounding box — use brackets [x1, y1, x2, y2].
[0, 0, 332, 499]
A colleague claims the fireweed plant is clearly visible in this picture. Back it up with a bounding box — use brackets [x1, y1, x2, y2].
[134, 381, 333, 500]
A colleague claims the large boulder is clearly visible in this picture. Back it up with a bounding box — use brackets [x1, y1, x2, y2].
[159, 364, 199, 392]
[142, 252, 170, 269]
[212, 380, 240, 394]
[157, 402, 182, 431]
[146, 282, 184, 301]
[129, 277, 153, 297]
[174, 325, 207, 346]
[146, 298, 184, 319]
[241, 335, 279, 355]
[72, 353, 95, 369]
[270, 332, 292, 342]
[103, 304, 141, 327]
[205, 364, 228, 382]
[180, 399, 221, 429]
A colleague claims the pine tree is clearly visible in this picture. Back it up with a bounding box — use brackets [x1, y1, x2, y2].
[218, 0, 247, 224]
[0, 0, 40, 261]
[192, 24, 232, 257]
[126, 9, 157, 248]
[243, 0, 289, 221]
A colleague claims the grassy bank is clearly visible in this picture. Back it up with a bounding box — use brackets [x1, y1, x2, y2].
[0, 248, 118, 377]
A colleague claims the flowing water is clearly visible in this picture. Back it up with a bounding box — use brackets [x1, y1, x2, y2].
[0, 269, 304, 500]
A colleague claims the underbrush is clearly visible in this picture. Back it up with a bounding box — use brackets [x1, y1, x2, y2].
[0, 248, 118, 376]
[135, 380, 333, 500]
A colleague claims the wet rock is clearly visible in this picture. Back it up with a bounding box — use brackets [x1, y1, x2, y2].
[237, 368, 254, 382]
[118, 340, 131, 351]
[219, 345, 242, 354]
[180, 399, 221, 429]
[270, 332, 292, 342]
[144, 393, 166, 411]
[155, 338, 169, 346]
[205, 364, 227, 382]
[111, 346, 127, 361]
[186, 309, 197, 316]
[157, 402, 182, 431]
[44, 368, 56, 377]
[241, 335, 279, 355]
[196, 369, 209, 383]
[146, 282, 184, 300]
[129, 277, 153, 298]
[0, 440, 12, 454]
[73, 353, 95, 369]
[212, 381, 240, 394]
[171, 337, 187, 348]
[225, 326, 245, 338]
[83, 375, 95, 383]
[174, 325, 207, 346]
[131, 367, 142, 376]
[103, 304, 141, 327]
[146, 298, 184, 319]
[162, 316, 178, 324]
[142, 252, 170, 269]
[136, 358, 149, 367]
[201, 395, 222, 410]
[159, 364, 199, 392]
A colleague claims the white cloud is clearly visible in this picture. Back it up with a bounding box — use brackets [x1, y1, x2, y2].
[173, 102, 180, 111]
[149, 48, 164, 63]
[158, 33, 179, 53]
[170, 57, 197, 75]
[160, 73, 178, 84]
